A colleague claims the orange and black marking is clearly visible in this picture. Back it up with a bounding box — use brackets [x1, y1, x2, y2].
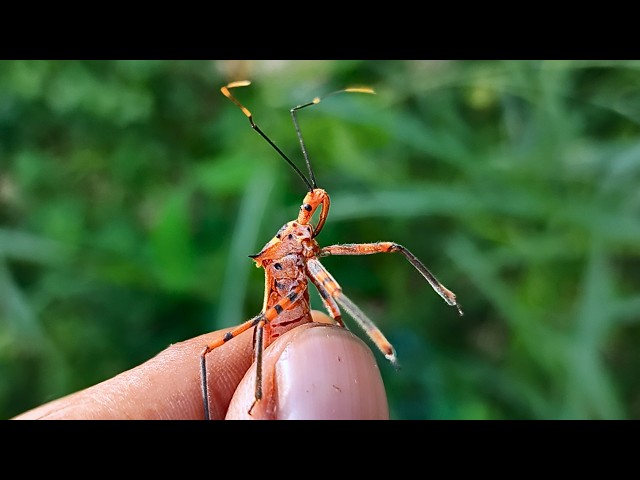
[200, 81, 463, 419]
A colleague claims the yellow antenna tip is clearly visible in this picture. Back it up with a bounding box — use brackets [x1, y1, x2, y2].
[227, 80, 252, 88]
[345, 87, 376, 95]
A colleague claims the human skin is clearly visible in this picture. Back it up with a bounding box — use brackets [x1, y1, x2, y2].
[13, 311, 389, 420]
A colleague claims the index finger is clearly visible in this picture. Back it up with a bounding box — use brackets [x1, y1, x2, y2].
[13, 326, 255, 420]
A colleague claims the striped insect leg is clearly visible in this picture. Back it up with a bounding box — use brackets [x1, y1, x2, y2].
[200, 280, 308, 419]
[307, 271, 348, 329]
[201, 314, 263, 420]
[306, 258, 398, 368]
[320, 242, 463, 316]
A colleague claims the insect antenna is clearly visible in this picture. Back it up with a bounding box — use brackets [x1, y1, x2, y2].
[221, 80, 314, 191]
[290, 86, 376, 189]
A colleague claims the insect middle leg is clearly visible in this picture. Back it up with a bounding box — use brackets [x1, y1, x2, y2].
[307, 277, 347, 329]
[306, 258, 398, 367]
[319, 242, 464, 316]
[200, 281, 307, 419]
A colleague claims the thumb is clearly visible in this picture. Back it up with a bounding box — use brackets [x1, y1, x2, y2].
[225, 313, 390, 420]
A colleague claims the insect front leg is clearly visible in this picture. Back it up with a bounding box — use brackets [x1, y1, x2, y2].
[200, 281, 308, 419]
[200, 315, 263, 420]
[319, 242, 464, 316]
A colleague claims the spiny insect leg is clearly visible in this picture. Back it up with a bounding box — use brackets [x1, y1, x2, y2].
[320, 242, 464, 316]
[306, 258, 398, 367]
[307, 272, 347, 329]
[200, 314, 263, 420]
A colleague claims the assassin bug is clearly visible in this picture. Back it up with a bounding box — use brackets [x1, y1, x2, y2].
[200, 80, 463, 419]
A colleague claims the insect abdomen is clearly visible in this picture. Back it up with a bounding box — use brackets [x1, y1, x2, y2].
[262, 254, 312, 346]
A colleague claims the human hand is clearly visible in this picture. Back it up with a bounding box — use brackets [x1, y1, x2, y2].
[12, 311, 390, 420]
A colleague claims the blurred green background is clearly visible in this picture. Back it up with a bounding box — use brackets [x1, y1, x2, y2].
[1, 60, 639, 420]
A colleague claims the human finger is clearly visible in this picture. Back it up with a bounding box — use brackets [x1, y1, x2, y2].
[13, 326, 254, 420]
[226, 312, 390, 420]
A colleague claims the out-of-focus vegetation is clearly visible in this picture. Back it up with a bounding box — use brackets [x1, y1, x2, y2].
[1, 60, 639, 419]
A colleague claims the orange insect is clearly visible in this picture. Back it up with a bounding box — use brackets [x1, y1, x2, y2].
[200, 80, 463, 419]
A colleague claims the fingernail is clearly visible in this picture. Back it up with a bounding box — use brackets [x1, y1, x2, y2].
[274, 326, 389, 420]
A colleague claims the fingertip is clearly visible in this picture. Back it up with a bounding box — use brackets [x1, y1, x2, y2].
[226, 322, 389, 420]
[276, 325, 389, 420]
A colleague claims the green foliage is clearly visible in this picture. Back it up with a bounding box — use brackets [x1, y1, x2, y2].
[1, 60, 639, 419]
